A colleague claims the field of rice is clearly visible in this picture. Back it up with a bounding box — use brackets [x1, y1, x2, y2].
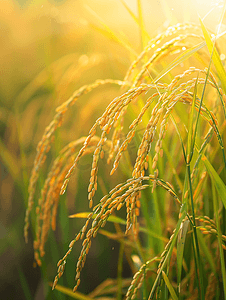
[1, 0, 226, 299]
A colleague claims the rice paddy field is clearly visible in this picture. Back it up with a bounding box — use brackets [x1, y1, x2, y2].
[1, 0, 226, 299]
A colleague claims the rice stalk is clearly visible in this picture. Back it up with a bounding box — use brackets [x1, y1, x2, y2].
[25, 23, 226, 299]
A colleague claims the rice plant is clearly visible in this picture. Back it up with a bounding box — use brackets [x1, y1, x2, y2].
[24, 5, 226, 300]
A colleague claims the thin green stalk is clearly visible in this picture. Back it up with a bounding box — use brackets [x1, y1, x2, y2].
[190, 231, 200, 299]
[187, 164, 205, 300]
[196, 230, 217, 277]
[171, 92, 205, 298]
[142, 266, 147, 300]
[177, 219, 189, 298]
[148, 208, 187, 300]
[187, 73, 199, 163]
[50, 284, 94, 300]
[203, 105, 226, 171]
[164, 258, 170, 299]
[199, 16, 226, 173]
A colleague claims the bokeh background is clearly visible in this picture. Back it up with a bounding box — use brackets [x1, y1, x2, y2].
[0, 0, 225, 299]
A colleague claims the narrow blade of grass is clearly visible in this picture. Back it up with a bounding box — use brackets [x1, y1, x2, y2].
[186, 40, 215, 300]
[170, 115, 186, 162]
[212, 184, 226, 299]
[199, 17, 226, 93]
[196, 229, 217, 276]
[202, 155, 226, 209]
[155, 27, 226, 85]
[49, 283, 93, 300]
[148, 209, 187, 300]
[154, 41, 206, 83]
[187, 74, 199, 163]
[85, 4, 137, 57]
[137, 0, 149, 49]
[190, 51, 212, 164]
[162, 271, 178, 300]
[177, 219, 189, 293]
[69, 212, 126, 225]
[119, 0, 150, 45]
[187, 164, 204, 300]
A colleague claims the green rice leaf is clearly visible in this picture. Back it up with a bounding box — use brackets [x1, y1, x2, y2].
[196, 229, 216, 276]
[199, 17, 226, 93]
[170, 115, 186, 162]
[50, 283, 93, 300]
[177, 219, 189, 292]
[187, 74, 199, 163]
[154, 41, 206, 83]
[202, 155, 226, 209]
[212, 185, 226, 299]
[148, 210, 186, 300]
[162, 271, 178, 300]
